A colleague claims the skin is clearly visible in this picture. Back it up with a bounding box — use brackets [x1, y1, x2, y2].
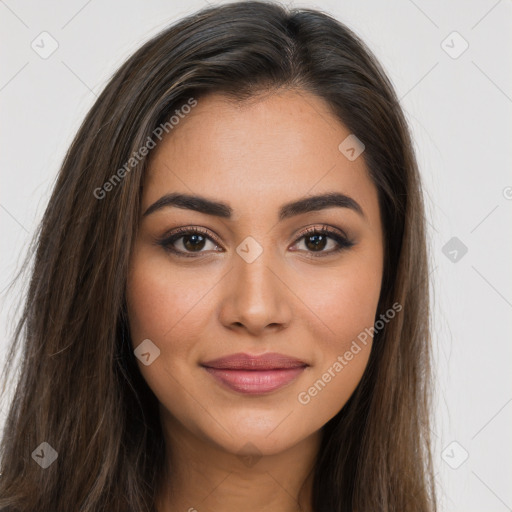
[125, 89, 384, 512]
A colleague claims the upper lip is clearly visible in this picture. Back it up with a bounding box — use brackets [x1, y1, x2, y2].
[201, 352, 309, 370]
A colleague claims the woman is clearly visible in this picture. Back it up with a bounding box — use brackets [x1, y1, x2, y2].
[0, 2, 437, 511]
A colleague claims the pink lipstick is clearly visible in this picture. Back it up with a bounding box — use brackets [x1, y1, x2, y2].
[201, 352, 308, 395]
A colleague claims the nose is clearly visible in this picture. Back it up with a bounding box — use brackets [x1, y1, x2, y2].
[218, 247, 292, 336]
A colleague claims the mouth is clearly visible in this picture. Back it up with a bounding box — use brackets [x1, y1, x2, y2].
[200, 352, 309, 395]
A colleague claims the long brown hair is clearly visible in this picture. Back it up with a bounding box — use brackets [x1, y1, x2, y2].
[0, 2, 437, 510]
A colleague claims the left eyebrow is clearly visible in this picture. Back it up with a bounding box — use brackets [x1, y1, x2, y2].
[142, 191, 366, 222]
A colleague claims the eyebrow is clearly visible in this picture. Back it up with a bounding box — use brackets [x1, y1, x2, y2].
[142, 191, 365, 222]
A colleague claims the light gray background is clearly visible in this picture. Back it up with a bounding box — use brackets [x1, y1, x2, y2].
[1, 1, 511, 510]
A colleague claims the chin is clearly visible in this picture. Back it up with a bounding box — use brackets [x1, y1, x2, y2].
[193, 410, 313, 457]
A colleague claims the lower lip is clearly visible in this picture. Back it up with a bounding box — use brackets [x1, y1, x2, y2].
[202, 366, 307, 394]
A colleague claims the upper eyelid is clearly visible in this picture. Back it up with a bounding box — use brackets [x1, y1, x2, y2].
[297, 224, 349, 239]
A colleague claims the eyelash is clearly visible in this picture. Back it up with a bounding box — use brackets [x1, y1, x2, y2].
[156, 225, 355, 259]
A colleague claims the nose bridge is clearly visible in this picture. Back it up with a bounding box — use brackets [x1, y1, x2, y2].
[221, 234, 290, 332]
[234, 236, 280, 304]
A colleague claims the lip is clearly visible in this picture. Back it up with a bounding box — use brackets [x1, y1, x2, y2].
[201, 352, 308, 370]
[201, 352, 309, 395]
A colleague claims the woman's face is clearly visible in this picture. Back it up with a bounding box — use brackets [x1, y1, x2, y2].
[126, 89, 384, 457]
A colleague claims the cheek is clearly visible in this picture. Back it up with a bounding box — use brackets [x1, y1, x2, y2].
[300, 253, 383, 347]
[293, 252, 381, 412]
[126, 252, 211, 345]
[125, 252, 213, 410]
[296, 276, 377, 417]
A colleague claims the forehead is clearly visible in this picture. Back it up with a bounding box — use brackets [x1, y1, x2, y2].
[143, 89, 380, 227]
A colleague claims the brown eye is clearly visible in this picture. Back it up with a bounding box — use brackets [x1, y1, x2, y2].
[292, 226, 355, 257]
[158, 227, 222, 257]
[157, 225, 354, 259]
[181, 233, 207, 252]
[303, 232, 329, 251]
